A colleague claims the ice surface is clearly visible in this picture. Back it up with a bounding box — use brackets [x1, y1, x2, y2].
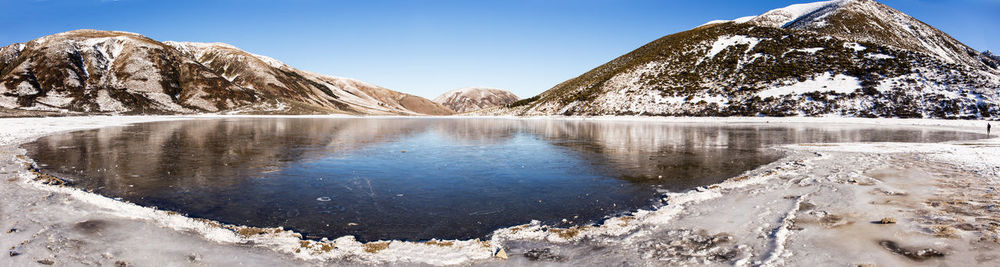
[2, 115, 998, 266]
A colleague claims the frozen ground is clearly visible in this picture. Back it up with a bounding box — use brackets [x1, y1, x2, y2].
[1, 115, 998, 266]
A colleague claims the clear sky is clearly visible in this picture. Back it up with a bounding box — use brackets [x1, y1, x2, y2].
[2, 0, 998, 99]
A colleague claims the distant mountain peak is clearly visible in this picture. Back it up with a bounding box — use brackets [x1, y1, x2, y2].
[985, 50, 1000, 60]
[433, 87, 518, 113]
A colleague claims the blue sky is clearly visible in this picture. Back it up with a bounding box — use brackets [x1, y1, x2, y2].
[2, 0, 998, 99]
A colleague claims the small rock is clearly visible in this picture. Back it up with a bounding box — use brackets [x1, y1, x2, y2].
[494, 248, 508, 260]
[8, 249, 19, 257]
[879, 218, 897, 224]
[36, 259, 55, 265]
[5, 228, 15, 233]
[115, 260, 130, 267]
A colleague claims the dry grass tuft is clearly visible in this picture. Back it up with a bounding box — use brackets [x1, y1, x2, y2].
[363, 241, 390, 253]
[235, 227, 268, 237]
[425, 240, 454, 247]
[549, 226, 587, 239]
[930, 225, 958, 238]
[618, 216, 636, 226]
[508, 224, 529, 234]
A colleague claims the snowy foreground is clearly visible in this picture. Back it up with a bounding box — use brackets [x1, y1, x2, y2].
[1, 115, 998, 266]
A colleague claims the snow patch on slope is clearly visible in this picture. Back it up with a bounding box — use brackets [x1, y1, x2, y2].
[96, 90, 127, 112]
[865, 53, 895, 60]
[757, 72, 861, 99]
[704, 35, 761, 62]
[844, 42, 866, 51]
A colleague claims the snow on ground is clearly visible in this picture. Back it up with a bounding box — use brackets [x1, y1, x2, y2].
[866, 53, 896, 60]
[1, 115, 998, 266]
[745, 0, 845, 27]
[844, 42, 867, 51]
[757, 72, 861, 99]
[787, 47, 824, 55]
[704, 36, 762, 62]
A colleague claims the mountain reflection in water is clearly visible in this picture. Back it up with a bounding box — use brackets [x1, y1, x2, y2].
[24, 118, 981, 241]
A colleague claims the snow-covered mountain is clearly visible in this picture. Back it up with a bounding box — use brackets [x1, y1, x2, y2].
[0, 30, 453, 115]
[985, 51, 1000, 68]
[433, 87, 518, 113]
[492, 0, 1000, 119]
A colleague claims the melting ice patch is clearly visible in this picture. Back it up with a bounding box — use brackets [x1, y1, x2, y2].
[757, 72, 861, 99]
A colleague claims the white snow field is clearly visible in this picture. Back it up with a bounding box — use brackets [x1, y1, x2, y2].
[756, 72, 862, 99]
[1, 115, 998, 266]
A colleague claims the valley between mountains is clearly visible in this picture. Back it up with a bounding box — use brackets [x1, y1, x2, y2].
[2, 0, 999, 266]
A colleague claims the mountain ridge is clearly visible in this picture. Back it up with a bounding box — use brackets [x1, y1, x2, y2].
[488, 0, 1000, 119]
[0, 29, 452, 115]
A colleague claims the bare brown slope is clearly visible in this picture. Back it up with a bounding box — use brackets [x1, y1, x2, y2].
[1, 29, 450, 115]
[0, 30, 261, 114]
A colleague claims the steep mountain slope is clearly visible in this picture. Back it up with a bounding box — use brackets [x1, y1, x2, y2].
[497, 0, 1000, 119]
[433, 87, 518, 113]
[748, 0, 986, 68]
[165, 42, 452, 115]
[0, 30, 259, 114]
[0, 30, 452, 115]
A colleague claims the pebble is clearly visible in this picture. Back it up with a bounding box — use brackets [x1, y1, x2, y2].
[494, 248, 508, 260]
[879, 217, 897, 224]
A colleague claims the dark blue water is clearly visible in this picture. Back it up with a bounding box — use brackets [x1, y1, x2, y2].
[23, 118, 982, 241]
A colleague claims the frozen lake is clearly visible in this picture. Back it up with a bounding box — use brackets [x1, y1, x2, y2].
[22, 118, 983, 242]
